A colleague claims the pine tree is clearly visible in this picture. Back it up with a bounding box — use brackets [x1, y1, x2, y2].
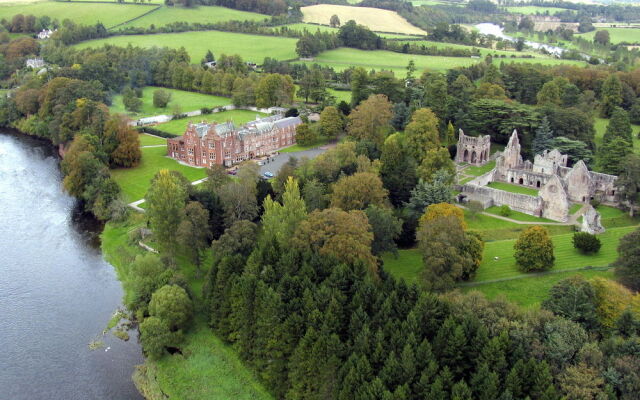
[599, 136, 632, 175]
[451, 380, 473, 400]
[532, 116, 554, 156]
[600, 74, 623, 118]
[471, 363, 499, 400]
[603, 107, 633, 144]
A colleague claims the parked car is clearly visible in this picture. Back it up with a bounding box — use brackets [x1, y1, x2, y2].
[263, 171, 274, 178]
[227, 169, 237, 175]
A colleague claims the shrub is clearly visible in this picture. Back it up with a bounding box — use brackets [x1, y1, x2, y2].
[514, 226, 555, 272]
[589, 199, 601, 208]
[152, 89, 172, 108]
[572, 232, 602, 253]
[200, 107, 212, 114]
[139, 316, 177, 359]
[149, 284, 193, 331]
[498, 205, 511, 217]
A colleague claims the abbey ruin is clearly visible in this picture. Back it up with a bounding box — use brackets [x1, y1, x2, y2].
[458, 130, 619, 222]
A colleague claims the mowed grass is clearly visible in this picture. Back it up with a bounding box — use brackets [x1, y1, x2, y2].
[504, 6, 568, 15]
[464, 160, 496, 176]
[463, 269, 615, 308]
[301, 4, 427, 35]
[75, 31, 298, 63]
[0, 1, 156, 29]
[153, 110, 266, 136]
[484, 206, 555, 223]
[111, 146, 207, 202]
[577, 27, 640, 44]
[110, 86, 231, 118]
[117, 5, 267, 30]
[487, 181, 539, 196]
[139, 133, 167, 146]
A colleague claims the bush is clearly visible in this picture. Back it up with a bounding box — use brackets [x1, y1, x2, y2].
[139, 316, 177, 359]
[200, 107, 213, 114]
[498, 205, 511, 217]
[149, 285, 193, 331]
[514, 226, 555, 272]
[589, 199, 601, 208]
[573, 232, 602, 253]
[152, 89, 172, 108]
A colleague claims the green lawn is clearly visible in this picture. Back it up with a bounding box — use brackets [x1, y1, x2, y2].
[393, 39, 542, 58]
[569, 203, 583, 215]
[111, 146, 207, 202]
[280, 137, 331, 153]
[75, 31, 299, 64]
[117, 5, 267, 29]
[139, 133, 167, 147]
[484, 206, 555, 223]
[0, 1, 157, 29]
[382, 249, 423, 285]
[153, 110, 266, 136]
[504, 5, 568, 15]
[463, 269, 615, 308]
[294, 85, 351, 104]
[110, 87, 232, 118]
[464, 160, 496, 177]
[487, 181, 539, 196]
[576, 27, 640, 44]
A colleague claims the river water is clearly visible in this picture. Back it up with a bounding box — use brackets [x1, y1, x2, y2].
[0, 132, 143, 400]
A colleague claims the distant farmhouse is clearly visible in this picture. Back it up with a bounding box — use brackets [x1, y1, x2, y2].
[25, 58, 45, 69]
[167, 114, 302, 167]
[458, 130, 618, 222]
[37, 29, 56, 40]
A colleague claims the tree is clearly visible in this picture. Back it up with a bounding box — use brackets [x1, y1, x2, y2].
[616, 154, 640, 217]
[177, 201, 212, 273]
[295, 122, 317, 146]
[420, 202, 466, 229]
[407, 170, 454, 216]
[255, 73, 295, 108]
[593, 30, 610, 46]
[122, 87, 142, 113]
[139, 316, 176, 359]
[537, 80, 563, 106]
[149, 284, 193, 331]
[261, 177, 307, 248]
[559, 363, 606, 400]
[347, 94, 393, 146]
[613, 227, 640, 291]
[600, 74, 622, 118]
[292, 208, 377, 276]
[380, 133, 417, 207]
[404, 108, 440, 162]
[572, 232, 601, 254]
[302, 179, 327, 211]
[417, 147, 455, 183]
[146, 169, 188, 254]
[350, 67, 370, 107]
[330, 14, 341, 28]
[124, 254, 172, 316]
[319, 106, 344, 140]
[365, 205, 402, 256]
[532, 116, 554, 156]
[423, 73, 449, 122]
[153, 89, 172, 108]
[514, 226, 555, 272]
[218, 163, 259, 226]
[330, 172, 389, 211]
[466, 201, 483, 219]
[106, 115, 141, 167]
[598, 137, 632, 175]
[391, 102, 411, 131]
[205, 164, 231, 193]
[542, 276, 599, 331]
[603, 107, 633, 145]
[211, 220, 258, 259]
[551, 137, 593, 165]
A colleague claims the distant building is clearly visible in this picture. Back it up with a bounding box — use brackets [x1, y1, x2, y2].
[37, 29, 56, 39]
[167, 114, 302, 167]
[25, 58, 45, 69]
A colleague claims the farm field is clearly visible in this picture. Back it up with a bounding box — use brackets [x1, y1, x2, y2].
[486, 181, 539, 196]
[111, 146, 207, 202]
[272, 23, 421, 38]
[0, 1, 156, 29]
[504, 6, 569, 14]
[576, 27, 640, 44]
[393, 39, 544, 58]
[139, 133, 166, 146]
[153, 110, 266, 136]
[117, 5, 268, 30]
[75, 31, 298, 64]
[110, 87, 232, 118]
[301, 4, 427, 35]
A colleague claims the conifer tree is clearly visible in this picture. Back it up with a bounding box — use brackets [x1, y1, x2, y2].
[532, 116, 554, 156]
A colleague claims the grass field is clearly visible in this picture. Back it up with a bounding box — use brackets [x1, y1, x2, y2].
[0, 1, 156, 29]
[110, 87, 231, 118]
[504, 6, 568, 15]
[139, 133, 167, 146]
[75, 31, 298, 63]
[487, 181, 539, 196]
[111, 146, 207, 202]
[577, 27, 640, 44]
[464, 160, 496, 176]
[392, 39, 543, 58]
[301, 4, 427, 35]
[117, 5, 267, 30]
[273, 23, 419, 38]
[484, 206, 555, 223]
[153, 110, 265, 136]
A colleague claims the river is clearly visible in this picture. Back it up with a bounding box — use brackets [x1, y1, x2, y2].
[475, 22, 567, 57]
[0, 132, 143, 400]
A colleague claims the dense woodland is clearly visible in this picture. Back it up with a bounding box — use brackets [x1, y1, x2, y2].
[1, 2, 640, 399]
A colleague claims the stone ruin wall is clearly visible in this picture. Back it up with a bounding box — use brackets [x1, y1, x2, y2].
[461, 184, 543, 216]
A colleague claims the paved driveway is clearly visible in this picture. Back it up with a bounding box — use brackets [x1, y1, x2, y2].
[259, 148, 328, 176]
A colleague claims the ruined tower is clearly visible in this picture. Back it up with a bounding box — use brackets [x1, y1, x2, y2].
[455, 129, 491, 166]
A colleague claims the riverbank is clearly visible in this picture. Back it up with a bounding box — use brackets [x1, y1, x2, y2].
[101, 214, 273, 399]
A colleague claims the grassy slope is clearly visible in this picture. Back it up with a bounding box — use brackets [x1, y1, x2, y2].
[464, 160, 496, 176]
[576, 27, 640, 44]
[483, 206, 555, 223]
[153, 110, 265, 136]
[75, 31, 298, 63]
[301, 4, 427, 35]
[110, 87, 232, 118]
[0, 1, 156, 28]
[111, 146, 207, 202]
[272, 23, 420, 38]
[504, 6, 568, 15]
[118, 5, 268, 30]
[101, 216, 272, 399]
[392, 39, 543, 58]
[486, 181, 539, 196]
[139, 133, 167, 146]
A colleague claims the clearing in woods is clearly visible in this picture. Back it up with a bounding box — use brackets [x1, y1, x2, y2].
[301, 4, 427, 35]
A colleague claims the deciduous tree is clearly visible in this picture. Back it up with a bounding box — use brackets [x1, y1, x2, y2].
[177, 201, 212, 272]
[405, 108, 440, 162]
[330, 172, 389, 211]
[146, 169, 188, 254]
[149, 284, 193, 331]
[613, 227, 640, 291]
[347, 94, 393, 146]
[514, 226, 555, 272]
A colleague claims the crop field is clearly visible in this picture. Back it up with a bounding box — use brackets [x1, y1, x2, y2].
[301, 4, 427, 35]
[486, 181, 539, 196]
[577, 27, 640, 44]
[117, 5, 267, 30]
[110, 87, 232, 118]
[0, 1, 156, 29]
[111, 146, 207, 202]
[139, 133, 166, 147]
[75, 31, 298, 63]
[153, 110, 265, 136]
